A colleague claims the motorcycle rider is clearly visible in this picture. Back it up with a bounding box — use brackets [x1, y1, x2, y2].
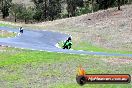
[63, 37, 72, 49]
[19, 27, 23, 33]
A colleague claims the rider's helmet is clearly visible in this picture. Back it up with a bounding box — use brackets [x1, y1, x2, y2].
[20, 27, 23, 30]
[68, 37, 72, 41]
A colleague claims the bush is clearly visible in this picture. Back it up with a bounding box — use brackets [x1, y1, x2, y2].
[10, 4, 34, 23]
[75, 7, 91, 16]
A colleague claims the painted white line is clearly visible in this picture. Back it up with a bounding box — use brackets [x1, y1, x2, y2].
[57, 52, 63, 53]
[80, 54, 86, 56]
[69, 53, 74, 54]
[31, 49, 36, 51]
[47, 51, 53, 52]
[55, 43, 61, 48]
[21, 48, 24, 49]
[39, 50, 44, 51]
[78, 50, 83, 51]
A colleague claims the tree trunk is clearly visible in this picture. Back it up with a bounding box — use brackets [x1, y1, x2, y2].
[118, 0, 121, 10]
[44, 0, 47, 20]
[1, 0, 4, 19]
[15, 14, 16, 22]
[51, 15, 54, 21]
[15, 18, 16, 22]
[91, 0, 94, 13]
[25, 19, 27, 24]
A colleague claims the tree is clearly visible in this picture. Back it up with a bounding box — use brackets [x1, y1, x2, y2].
[66, 0, 84, 17]
[21, 7, 34, 23]
[96, 0, 118, 10]
[1, 0, 12, 19]
[32, 0, 48, 21]
[48, 0, 62, 21]
[10, 3, 22, 22]
[33, 7, 43, 21]
[32, 0, 62, 21]
[44, 0, 47, 20]
[0, 0, 3, 10]
[10, 3, 34, 23]
[96, 0, 109, 9]
[66, 0, 76, 17]
[87, 0, 95, 13]
[76, 0, 84, 7]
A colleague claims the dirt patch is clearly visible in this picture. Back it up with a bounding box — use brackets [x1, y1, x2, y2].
[102, 58, 132, 65]
[0, 46, 7, 49]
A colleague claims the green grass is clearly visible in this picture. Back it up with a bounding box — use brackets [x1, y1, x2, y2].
[0, 23, 11, 27]
[0, 23, 17, 38]
[40, 70, 62, 77]
[0, 30, 17, 38]
[50, 83, 132, 88]
[59, 41, 132, 54]
[0, 47, 131, 88]
[0, 48, 88, 67]
[0, 22, 131, 87]
[0, 22, 19, 29]
[3, 74, 21, 81]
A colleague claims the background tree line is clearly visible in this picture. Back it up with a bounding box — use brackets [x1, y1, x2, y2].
[0, 0, 131, 23]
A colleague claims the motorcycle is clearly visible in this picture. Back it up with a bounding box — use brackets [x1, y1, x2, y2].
[63, 41, 72, 49]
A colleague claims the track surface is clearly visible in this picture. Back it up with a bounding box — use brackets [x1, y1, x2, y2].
[0, 27, 132, 57]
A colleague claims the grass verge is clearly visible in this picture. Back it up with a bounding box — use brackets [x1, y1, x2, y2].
[0, 30, 17, 38]
[59, 41, 132, 54]
[0, 47, 131, 88]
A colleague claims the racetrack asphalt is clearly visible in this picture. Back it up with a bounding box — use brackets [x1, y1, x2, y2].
[0, 27, 132, 57]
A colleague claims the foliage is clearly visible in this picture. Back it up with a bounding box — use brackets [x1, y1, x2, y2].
[32, 0, 62, 21]
[1, 0, 131, 22]
[21, 7, 34, 23]
[10, 3, 23, 22]
[10, 3, 34, 23]
[0, 0, 12, 18]
[48, 0, 62, 20]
